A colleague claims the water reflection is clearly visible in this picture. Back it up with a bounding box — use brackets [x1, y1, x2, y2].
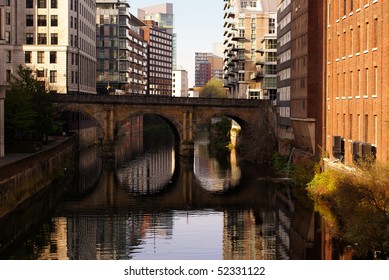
[194, 131, 241, 193]
[5, 131, 323, 260]
[116, 145, 175, 195]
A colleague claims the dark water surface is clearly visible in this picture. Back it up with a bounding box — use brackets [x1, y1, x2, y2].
[1, 130, 322, 260]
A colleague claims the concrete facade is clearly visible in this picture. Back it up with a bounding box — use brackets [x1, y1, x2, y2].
[223, 0, 277, 99]
[172, 69, 188, 97]
[0, 0, 96, 94]
[276, 0, 294, 150]
[142, 20, 173, 96]
[325, 0, 388, 164]
[96, 0, 147, 95]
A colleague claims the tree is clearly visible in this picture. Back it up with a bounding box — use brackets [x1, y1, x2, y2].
[236, 107, 278, 165]
[199, 78, 227, 98]
[5, 65, 60, 143]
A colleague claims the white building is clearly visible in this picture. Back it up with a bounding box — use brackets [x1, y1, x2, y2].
[0, 0, 96, 94]
[172, 69, 188, 97]
[223, 0, 277, 99]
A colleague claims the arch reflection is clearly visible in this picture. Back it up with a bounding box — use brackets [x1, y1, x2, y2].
[194, 131, 241, 193]
[116, 146, 175, 195]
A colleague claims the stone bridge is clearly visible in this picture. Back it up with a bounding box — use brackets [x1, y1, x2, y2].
[52, 94, 274, 157]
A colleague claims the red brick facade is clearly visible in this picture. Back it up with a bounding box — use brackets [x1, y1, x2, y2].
[325, 0, 389, 164]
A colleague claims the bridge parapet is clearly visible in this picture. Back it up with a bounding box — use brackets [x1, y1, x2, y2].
[52, 94, 267, 108]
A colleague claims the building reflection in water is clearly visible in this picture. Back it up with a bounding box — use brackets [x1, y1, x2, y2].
[6, 129, 323, 260]
[116, 143, 175, 195]
[194, 134, 241, 193]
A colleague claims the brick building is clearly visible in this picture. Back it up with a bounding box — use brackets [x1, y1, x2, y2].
[290, 0, 325, 158]
[325, 0, 388, 164]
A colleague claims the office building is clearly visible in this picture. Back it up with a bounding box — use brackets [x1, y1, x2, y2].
[195, 52, 224, 87]
[276, 0, 293, 151]
[96, 0, 147, 95]
[138, 3, 177, 69]
[0, 0, 96, 95]
[142, 20, 173, 95]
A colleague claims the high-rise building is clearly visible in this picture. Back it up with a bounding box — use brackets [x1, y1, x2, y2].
[290, 0, 324, 158]
[138, 3, 177, 69]
[195, 52, 224, 87]
[0, 0, 96, 95]
[223, 0, 277, 99]
[142, 20, 173, 95]
[276, 0, 293, 152]
[325, 0, 388, 164]
[96, 0, 147, 95]
[195, 52, 213, 87]
[172, 69, 188, 97]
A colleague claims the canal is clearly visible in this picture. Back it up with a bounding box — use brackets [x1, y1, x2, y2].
[0, 124, 323, 260]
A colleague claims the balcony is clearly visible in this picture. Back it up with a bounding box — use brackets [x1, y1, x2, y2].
[250, 70, 264, 81]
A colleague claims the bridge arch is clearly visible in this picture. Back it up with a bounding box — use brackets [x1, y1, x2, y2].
[115, 111, 182, 150]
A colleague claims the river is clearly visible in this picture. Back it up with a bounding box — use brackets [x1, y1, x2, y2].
[1, 128, 324, 260]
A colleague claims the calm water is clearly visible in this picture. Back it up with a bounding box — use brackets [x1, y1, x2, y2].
[1, 130, 321, 260]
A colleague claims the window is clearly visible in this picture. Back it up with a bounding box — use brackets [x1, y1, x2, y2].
[26, 0, 33, 8]
[25, 51, 32, 63]
[5, 31, 10, 43]
[350, 0, 354, 12]
[51, 0, 58, 8]
[26, 33, 33, 44]
[6, 13, 10, 25]
[37, 51, 45, 63]
[50, 71, 57, 83]
[37, 33, 47, 44]
[373, 18, 378, 48]
[51, 33, 58, 45]
[269, 18, 276, 34]
[38, 15, 47, 26]
[26, 15, 34, 26]
[6, 0, 10, 6]
[51, 15, 58, 26]
[37, 70, 45, 78]
[344, 0, 347, 15]
[364, 114, 369, 142]
[38, 0, 47, 8]
[366, 22, 369, 50]
[349, 114, 353, 139]
[50, 51, 57, 63]
[374, 66, 378, 96]
[365, 68, 369, 95]
[6, 50, 11, 63]
[6, 70, 11, 82]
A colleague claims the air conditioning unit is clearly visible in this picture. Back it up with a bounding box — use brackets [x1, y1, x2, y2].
[361, 143, 376, 161]
[351, 141, 362, 163]
[362, 143, 372, 157]
[332, 136, 343, 160]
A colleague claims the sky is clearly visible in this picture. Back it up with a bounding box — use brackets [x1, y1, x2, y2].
[129, 0, 225, 87]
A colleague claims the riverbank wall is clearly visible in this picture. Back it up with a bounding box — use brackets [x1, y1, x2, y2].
[0, 136, 77, 219]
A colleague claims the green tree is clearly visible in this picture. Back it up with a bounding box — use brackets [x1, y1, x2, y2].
[199, 78, 227, 98]
[5, 65, 60, 143]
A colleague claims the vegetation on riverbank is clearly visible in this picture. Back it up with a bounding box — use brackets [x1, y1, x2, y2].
[5, 66, 61, 147]
[307, 160, 389, 258]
